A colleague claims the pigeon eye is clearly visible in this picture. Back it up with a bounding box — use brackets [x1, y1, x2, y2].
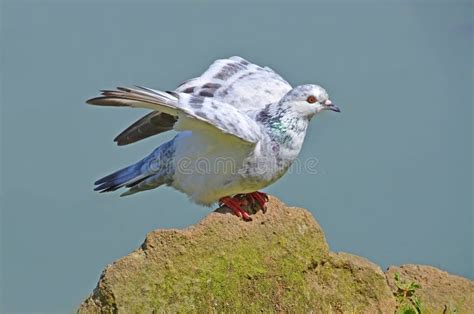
[306, 95, 317, 104]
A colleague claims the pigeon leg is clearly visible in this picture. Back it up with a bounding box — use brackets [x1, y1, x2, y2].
[247, 191, 269, 212]
[219, 196, 252, 221]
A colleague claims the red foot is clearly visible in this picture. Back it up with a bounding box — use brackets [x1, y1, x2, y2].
[219, 196, 252, 221]
[247, 191, 269, 212]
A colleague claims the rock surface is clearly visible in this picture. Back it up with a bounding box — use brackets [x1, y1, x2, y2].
[386, 264, 474, 313]
[79, 196, 472, 313]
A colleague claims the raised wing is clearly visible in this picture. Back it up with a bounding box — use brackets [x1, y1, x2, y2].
[87, 86, 262, 145]
[176, 56, 292, 111]
[110, 56, 292, 145]
[113, 111, 176, 146]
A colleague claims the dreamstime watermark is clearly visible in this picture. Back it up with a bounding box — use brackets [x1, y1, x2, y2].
[150, 156, 320, 176]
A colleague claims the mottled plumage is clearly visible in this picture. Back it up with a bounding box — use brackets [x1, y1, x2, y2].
[88, 56, 340, 208]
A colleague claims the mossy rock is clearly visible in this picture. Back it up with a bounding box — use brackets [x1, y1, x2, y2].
[79, 197, 395, 312]
[386, 265, 474, 313]
[79, 197, 471, 313]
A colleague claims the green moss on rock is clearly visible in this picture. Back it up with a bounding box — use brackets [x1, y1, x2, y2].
[386, 265, 474, 313]
[78, 197, 471, 313]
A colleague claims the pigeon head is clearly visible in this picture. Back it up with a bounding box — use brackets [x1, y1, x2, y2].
[281, 84, 340, 119]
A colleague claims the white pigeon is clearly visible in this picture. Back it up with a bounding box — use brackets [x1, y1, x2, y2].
[88, 56, 340, 220]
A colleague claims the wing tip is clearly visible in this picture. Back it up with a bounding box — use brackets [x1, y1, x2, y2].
[86, 96, 122, 107]
[113, 131, 134, 146]
[114, 138, 129, 146]
[85, 97, 100, 105]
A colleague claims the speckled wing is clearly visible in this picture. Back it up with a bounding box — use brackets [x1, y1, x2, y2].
[112, 56, 291, 145]
[87, 86, 261, 145]
[176, 56, 292, 111]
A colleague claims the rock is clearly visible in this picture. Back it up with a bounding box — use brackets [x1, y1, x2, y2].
[385, 264, 474, 313]
[78, 196, 471, 313]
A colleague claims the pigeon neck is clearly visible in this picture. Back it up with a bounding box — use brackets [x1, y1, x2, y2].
[256, 102, 308, 146]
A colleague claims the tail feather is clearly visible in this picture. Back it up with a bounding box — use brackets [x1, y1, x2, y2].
[94, 160, 152, 193]
[120, 173, 168, 197]
[94, 139, 176, 196]
[94, 163, 139, 186]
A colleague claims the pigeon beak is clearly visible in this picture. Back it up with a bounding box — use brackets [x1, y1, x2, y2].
[324, 100, 341, 113]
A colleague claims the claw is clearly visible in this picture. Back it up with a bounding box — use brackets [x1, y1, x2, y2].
[219, 196, 252, 221]
[218, 192, 269, 220]
[246, 191, 269, 213]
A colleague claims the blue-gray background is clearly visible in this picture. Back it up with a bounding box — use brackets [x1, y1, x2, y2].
[1, 0, 472, 312]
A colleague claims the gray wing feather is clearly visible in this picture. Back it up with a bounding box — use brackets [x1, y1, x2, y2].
[87, 86, 261, 144]
[171, 92, 261, 144]
[113, 111, 177, 145]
